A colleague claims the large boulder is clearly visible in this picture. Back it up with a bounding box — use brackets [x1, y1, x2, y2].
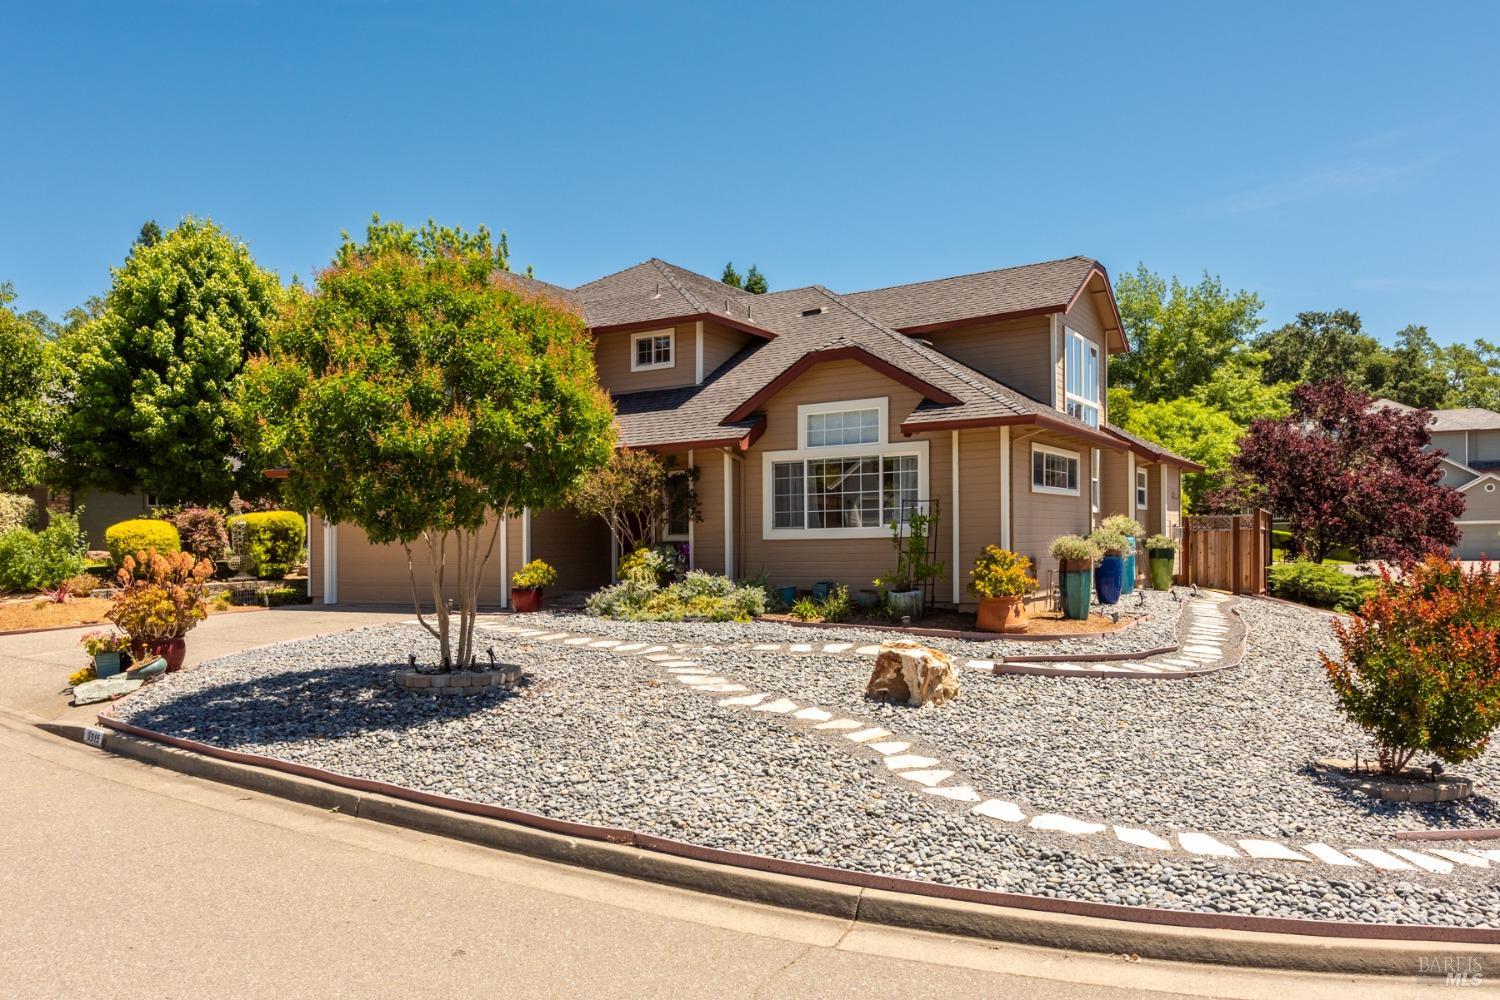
[866, 640, 959, 707]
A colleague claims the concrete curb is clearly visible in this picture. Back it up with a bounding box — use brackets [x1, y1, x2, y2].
[72, 718, 1499, 975]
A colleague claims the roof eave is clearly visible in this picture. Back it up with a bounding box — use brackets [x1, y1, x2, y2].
[897, 412, 1123, 451]
[723, 346, 960, 424]
[624, 416, 767, 454]
[589, 312, 775, 341]
[1064, 266, 1130, 354]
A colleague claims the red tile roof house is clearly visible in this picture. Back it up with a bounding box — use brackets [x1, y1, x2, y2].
[307, 256, 1201, 609]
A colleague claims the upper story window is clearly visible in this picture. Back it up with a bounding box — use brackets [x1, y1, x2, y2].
[1032, 442, 1080, 496]
[806, 407, 879, 447]
[631, 329, 674, 371]
[1136, 467, 1149, 509]
[1064, 329, 1100, 428]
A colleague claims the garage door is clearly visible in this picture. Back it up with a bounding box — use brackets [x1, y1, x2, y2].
[1455, 522, 1500, 561]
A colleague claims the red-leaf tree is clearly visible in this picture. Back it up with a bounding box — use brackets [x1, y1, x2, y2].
[1206, 379, 1463, 563]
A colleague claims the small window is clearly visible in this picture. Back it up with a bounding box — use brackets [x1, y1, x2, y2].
[630, 330, 674, 371]
[1090, 449, 1101, 513]
[806, 407, 879, 447]
[1032, 444, 1080, 496]
[1136, 468, 1149, 509]
[1487, 483, 1496, 494]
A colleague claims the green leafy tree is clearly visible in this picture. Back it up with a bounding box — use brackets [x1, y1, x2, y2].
[1442, 340, 1500, 410]
[0, 282, 58, 489]
[1110, 265, 1264, 402]
[744, 264, 768, 294]
[235, 217, 616, 669]
[1120, 397, 1241, 511]
[52, 218, 282, 503]
[721, 262, 743, 288]
[1371, 324, 1451, 410]
[1191, 357, 1294, 426]
[1253, 309, 1383, 388]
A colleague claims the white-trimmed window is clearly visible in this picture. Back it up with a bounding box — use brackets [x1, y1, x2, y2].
[630, 329, 674, 371]
[1091, 448, 1101, 513]
[1064, 329, 1100, 427]
[1136, 468, 1149, 509]
[1032, 443, 1080, 496]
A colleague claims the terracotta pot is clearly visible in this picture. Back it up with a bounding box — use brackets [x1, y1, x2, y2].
[150, 637, 187, 673]
[977, 595, 1029, 633]
[510, 587, 543, 613]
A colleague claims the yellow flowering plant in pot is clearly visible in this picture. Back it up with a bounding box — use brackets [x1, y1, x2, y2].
[107, 549, 214, 672]
[967, 546, 1037, 633]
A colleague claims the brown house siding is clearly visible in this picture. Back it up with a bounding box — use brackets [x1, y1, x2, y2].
[921, 316, 1052, 403]
[1009, 431, 1095, 585]
[1059, 293, 1108, 422]
[701, 321, 753, 379]
[955, 427, 1004, 611]
[593, 321, 697, 392]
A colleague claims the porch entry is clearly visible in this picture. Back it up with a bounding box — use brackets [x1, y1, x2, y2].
[1182, 510, 1270, 595]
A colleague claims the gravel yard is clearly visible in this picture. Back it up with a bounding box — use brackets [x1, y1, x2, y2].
[110, 599, 1500, 929]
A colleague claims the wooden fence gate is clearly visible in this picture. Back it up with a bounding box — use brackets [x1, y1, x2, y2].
[1182, 510, 1270, 594]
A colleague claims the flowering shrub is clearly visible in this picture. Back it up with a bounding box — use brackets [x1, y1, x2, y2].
[511, 559, 558, 590]
[107, 549, 214, 645]
[588, 570, 766, 622]
[1322, 556, 1500, 774]
[80, 630, 130, 657]
[967, 546, 1036, 599]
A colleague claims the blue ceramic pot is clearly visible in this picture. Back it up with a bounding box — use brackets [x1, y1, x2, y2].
[1095, 553, 1124, 605]
[1121, 537, 1136, 596]
[1059, 560, 1093, 620]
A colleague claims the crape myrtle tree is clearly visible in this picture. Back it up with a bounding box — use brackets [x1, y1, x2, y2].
[53, 218, 283, 503]
[568, 448, 699, 556]
[1206, 379, 1463, 563]
[236, 217, 615, 670]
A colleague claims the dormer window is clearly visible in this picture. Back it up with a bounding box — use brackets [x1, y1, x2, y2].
[1064, 329, 1100, 427]
[631, 329, 674, 371]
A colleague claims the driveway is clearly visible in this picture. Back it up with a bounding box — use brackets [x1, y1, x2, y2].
[0, 605, 416, 726]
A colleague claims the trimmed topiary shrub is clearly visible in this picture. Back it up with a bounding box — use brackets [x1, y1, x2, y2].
[105, 519, 181, 567]
[172, 507, 229, 561]
[1323, 556, 1500, 773]
[0, 493, 37, 535]
[230, 511, 305, 578]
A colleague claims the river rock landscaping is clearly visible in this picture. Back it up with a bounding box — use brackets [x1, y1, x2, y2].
[109, 595, 1500, 928]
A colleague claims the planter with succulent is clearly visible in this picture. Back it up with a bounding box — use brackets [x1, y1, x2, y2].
[1100, 514, 1145, 595]
[1048, 535, 1100, 620]
[967, 545, 1037, 633]
[80, 630, 132, 679]
[510, 559, 558, 613]
[106, 549, 214, 672]
[1088, 528, 1129, 605]
[1146, 533, 1180, 590]
[873, 503, 944, 622]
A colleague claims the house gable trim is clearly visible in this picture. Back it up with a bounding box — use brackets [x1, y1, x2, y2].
[724, 346, 959, 423]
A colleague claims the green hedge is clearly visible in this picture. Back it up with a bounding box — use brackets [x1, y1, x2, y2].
[1269, 559, 1379, 612]
[0, 493, 37, 535]
[105, 518, 181, 565]
[231, 511, 305, 578]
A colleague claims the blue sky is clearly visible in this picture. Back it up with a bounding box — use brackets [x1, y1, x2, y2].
[5, 2, 1496, 345]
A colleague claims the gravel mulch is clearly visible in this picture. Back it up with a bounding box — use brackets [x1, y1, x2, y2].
[111, 616, 1500, 928]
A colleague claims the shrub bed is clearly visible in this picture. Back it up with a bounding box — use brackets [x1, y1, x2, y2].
[0, 513, 89, 593]
[1268, 559, 1377, 612]
[588, 570, 766, 622]
[230, 511, 305, 578]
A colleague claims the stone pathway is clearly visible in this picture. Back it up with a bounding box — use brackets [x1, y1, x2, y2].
[467, 613, 1498, 880]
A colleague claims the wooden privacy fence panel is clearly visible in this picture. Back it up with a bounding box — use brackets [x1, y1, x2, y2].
[1182, 510, 1270, 594]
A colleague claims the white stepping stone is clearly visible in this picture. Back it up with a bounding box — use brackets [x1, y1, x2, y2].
[868, 741, 911, 755]
[752, 643, 781, 651]
[789, 643, 813, 653]
[753, 698, 799, 714]
[845, 727, 892, 743]
[644, 653, 674, 661]
[537, 632, 571, 641]
[965, 659, 996, 671]
[793, 707, 832, 722]
[1389, 849, 1453, 874]
[667, 666, 711, 673]
[972, 799, 1026, 823]
[1303, 843, 1362, 866]
[512, 628, 545, 636]
[1178, 832, 1239, 857]
[1114, 826, 1171, 850]
[718, 692, 768, 706]
[897, 769, 955, 787]
[699, 684, 748, 693]
[613, 643, 646, 652]
[676, 675, 726, 686]
[1030, 814, 1106, 835]
[564, 637, 593, 645]
[813, 719, 864, 731]
[854, 645, 883, 655]
[883, 754, 941, 770]
[926, 784, 981, 802]
[1346, 848, 1415, 871]
[1429, 849, 1491, 868]
[639, 646, 670, 654]
[1478, 850, 1500, 863]
[822, 642, 853, 653]
[1238, 839, 1311, 862]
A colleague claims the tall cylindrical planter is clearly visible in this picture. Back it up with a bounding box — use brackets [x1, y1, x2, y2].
[1149, 548, 1176, 590]
[1095, 553, 1124, 605]
[1059, 559, 1093, 620]
[1121, 537, 1137, 596]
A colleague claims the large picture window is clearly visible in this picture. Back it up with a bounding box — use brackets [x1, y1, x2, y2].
[1064, 330, 1100, 427]
[1032, 443, 1080, 496]
[630, 329, 674, 371]
[771, 454, 919, 531]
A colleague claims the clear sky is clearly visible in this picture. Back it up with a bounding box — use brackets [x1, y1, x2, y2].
[5, 2, 1496, 345]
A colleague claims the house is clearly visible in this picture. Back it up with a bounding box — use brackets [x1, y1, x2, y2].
[307, 256, 1201, 609]
[1376, 399, 1500, 559]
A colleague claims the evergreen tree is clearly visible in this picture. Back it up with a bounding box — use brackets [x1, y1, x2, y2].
[720, 262, 743, 288]
[744, 264, 768, 294]
[135, 219, 162, 248]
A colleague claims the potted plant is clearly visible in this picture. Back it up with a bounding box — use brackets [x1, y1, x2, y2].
[1101, 514, 1145, 596]
[874, 503, 944, 622]
[106, 549, 214, 672]
[1146, 533, 1180, 590]
[1049, 535, 1100, 620]
[80, 630, 131, 679]
[1088, 529, 1129, 605]
[968, 546, 1037, 633]
[511, 559, 558, 612]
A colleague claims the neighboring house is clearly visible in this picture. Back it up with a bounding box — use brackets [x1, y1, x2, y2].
[1377, 399, 1500, 560]
[308, 256, 1201, 609]
[19, 486, 154, 549]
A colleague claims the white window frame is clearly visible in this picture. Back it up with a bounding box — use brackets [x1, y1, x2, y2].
[1136, 467, 1149, 509]
[762, 439, 929, 540]
[796, 396, 888, 451]
[1031, 442, 1081, 497]
[1091, 448, 1101, 513]
[1063, 329, 1100, 428]
[629, 329, 675, 372]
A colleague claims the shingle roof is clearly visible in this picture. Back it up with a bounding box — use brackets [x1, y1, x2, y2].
[840, 256, 1102, 331]
[573, 259, 767, 334]
[1372, 398, 1500, 433]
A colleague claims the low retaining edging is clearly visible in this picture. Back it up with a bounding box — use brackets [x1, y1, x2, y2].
[86, 711, 1500, 970]
[756, 613, 1153, 643]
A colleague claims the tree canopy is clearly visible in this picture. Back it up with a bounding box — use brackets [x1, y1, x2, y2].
[236, 216, 615, 668]
[52, 217, 283, 503]
[0, 282, 58, 489]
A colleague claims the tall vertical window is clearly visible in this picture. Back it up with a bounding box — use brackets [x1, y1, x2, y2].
[1136, 467, 1149, 509]
[1091, 448, 1101, 513]
[630, 329, 674, 371]
[1064, 330, 1100, 427]
[664, 470, 692, 538]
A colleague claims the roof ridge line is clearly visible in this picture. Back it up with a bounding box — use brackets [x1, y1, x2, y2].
[648, 258, 709, 314]
[841, 255, 1097, 298]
